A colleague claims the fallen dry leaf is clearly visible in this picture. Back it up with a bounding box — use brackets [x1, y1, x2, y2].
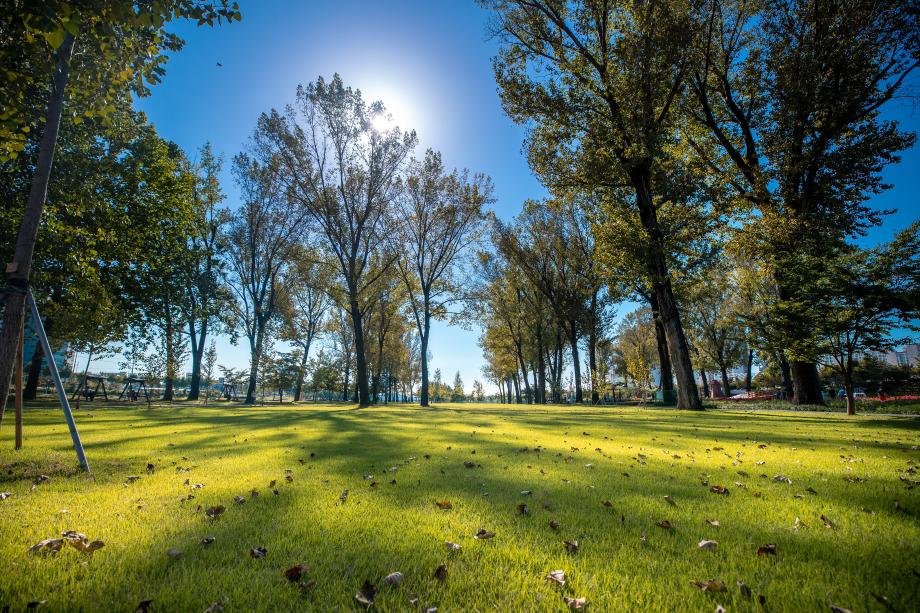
[820, 514, 836, 529]
[640, 531, 647, 543]
[698, 540, 718, 551]
[516, 502, 530, 516]
[563, 540, 579, 553]
[200, 536, 215, 546]
[62, 531, 104, 554]
[284, 564, 308, 582]
[474, 528, 495, 539]
[340, 490, 349, 504]
[0, 492, 11, 500]
[773, 475, 793, 485]
[709, 485, 729, 495]
[602, 500, 613, 507]
[205, 505, 225, 519]
[234, 495, 246, 505]
[435, 500, 452, 510]
[384, 571, 404, 586]
[705, 519, 720, 527]
[549, 519, 560, 531]
[445, 541, 461, 551]
[434, 562, 448, 580]
[664, 495, 676, 506]
[249, 546, 267, 559]
[28, 538, 64, 555]
[830, 606, 854, 613]
[757, 543, 777, 556]
[166, 548, 183, 560]
[563, 596, 587, 610]
[692, 579, 727, 592]
[656, 520, 673, 530]
[355, 579, 378, 607]
[738, 581, 752, 598]
[135, 600, 153, 613]
[545, 569, 566, 587]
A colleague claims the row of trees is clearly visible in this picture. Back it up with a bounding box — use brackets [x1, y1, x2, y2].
[1, 6, 494, 412]
[476, 0, 919, 412]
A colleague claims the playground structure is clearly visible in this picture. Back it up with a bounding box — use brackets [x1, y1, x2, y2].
[119, 377, 151, 404]
[71, 375, 109, 402]
[221, 382, 240, 401]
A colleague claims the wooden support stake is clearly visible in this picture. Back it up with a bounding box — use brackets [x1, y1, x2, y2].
[14, 318, 23, 450]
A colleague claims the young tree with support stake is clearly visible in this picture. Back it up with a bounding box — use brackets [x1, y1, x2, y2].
[0, 1, 240, 428]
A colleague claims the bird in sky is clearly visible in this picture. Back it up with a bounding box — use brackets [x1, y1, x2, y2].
[216, 61, 223, 67]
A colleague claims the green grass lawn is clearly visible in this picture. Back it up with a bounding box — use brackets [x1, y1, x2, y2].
[0, 401, 918, 612]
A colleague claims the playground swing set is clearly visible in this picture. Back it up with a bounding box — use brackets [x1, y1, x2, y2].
[118, 377, 151, 404]
[71, 374, 109, 402]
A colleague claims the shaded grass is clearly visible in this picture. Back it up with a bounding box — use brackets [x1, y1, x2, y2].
[0, 401, 918, 611]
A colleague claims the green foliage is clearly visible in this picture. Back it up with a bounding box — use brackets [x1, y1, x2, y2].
[0, 0, 241, 161]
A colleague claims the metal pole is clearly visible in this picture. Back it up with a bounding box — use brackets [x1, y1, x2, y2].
[27, 290, 89, 472]
[14, 318, 23, 450]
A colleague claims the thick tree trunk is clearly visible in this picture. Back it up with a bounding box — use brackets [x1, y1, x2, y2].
[568, 322, 583, 403]
[630, 166, 702, 410]
[791, 360, 823, 405]
[843, 368, 856, 416]
[0, 35, 75, 424]
[700, 369, 709, 398]
[777, 352, 794, 400]
[720, 362, 731, 397]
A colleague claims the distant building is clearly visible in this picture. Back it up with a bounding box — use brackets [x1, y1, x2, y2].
[21, 326, 70, 373]
[884, 344, 919, 368]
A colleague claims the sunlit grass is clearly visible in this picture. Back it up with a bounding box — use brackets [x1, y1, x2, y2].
[0, 401, 918, 611]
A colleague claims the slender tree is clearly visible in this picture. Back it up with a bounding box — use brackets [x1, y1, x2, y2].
[254, 75, 416, 407]
[395, 149, 491, 406]
[225, 152, 307, 404]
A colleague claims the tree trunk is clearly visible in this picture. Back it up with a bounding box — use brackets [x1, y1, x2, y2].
[650, 295, 674, 394]
[630, 165, 702, 410]
[720, 362, 731, 397]
[588, 293, 599, 404]
[24, 341, 43, 401]
[349, 300, 371, 408]
[245, 319, 266, 405]
[700, 369, 709, 398]
[791, 360, 823, 405]
[777, 352, 794, 400]
[0, 34, 75, 424]
[744, 347, 754, 391]
[535, 324, 546, 404]
[420, 308, 431, 407]
[568, 322, 583, 403]
[293, 335, 312, 402]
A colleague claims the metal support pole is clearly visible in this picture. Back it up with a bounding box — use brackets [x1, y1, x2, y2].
[27, 290, 89, 472]
[14, 318, 23, 450]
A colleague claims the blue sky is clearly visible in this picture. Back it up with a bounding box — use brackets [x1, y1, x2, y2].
[92, 0, 918, 388]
